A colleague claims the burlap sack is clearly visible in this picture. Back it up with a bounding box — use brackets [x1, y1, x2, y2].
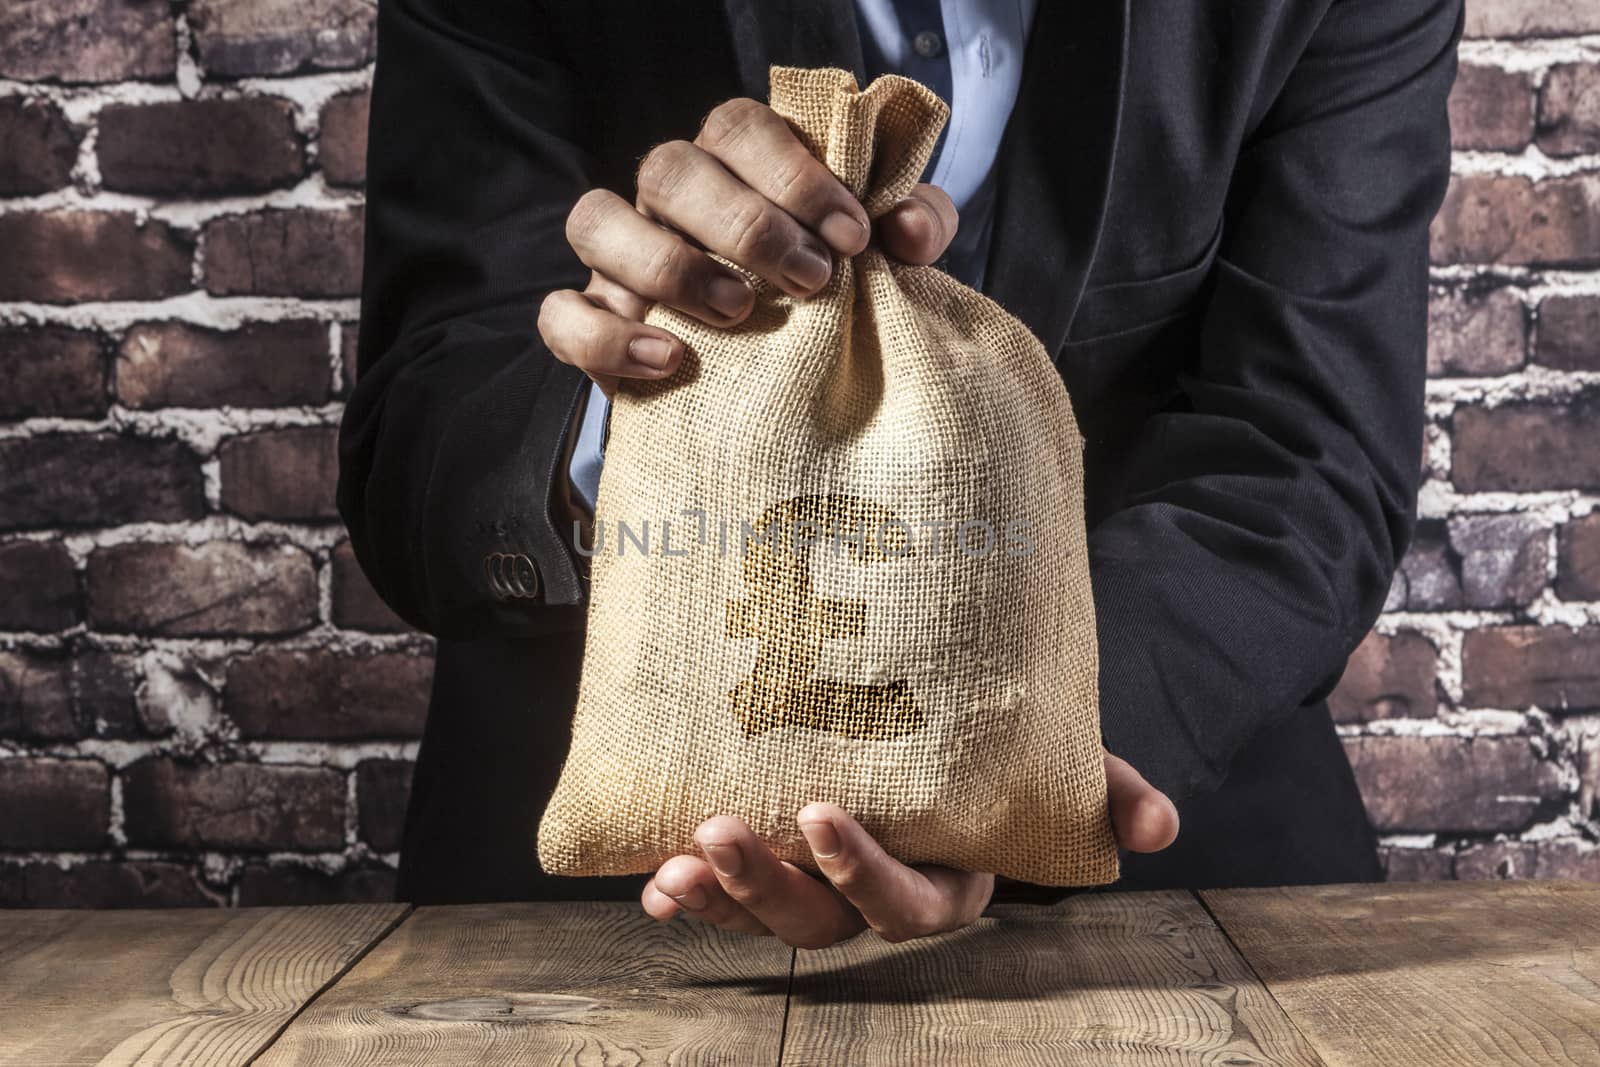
[538, 66, 1118, 887]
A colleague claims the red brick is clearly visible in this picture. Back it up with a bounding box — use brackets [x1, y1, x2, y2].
[1462, 625, 1600, 711]
[0, 212, 193, 303]
[0, 860, 215, 908]
[0, 326, 107, 419]
[116, 320, 331, 409]
[1330, 632, 1437, 723]
[1345, 736, 1561, 832]
[1430, 175, 1600, 268]
[1450, 514, 1549, 608]
[1538, 62, 1600, 156]
[189, 0, 375, 78]
[1449, 64, 1533, 152]
[236, 864, 396, 906]
[0, 651, 82, 740]
[1451, 398, 1600, 493]
[331, 541, 409, 632]
[218, 426, 339, 521]
[0, 435, 204, 530]
[223, 649, 431, 739]
[1558, 513, 1600, 600]
[357, 759, 412, 852]
[319, 90, 368, 186]
[98, 98, 304, 196]
[1466, 0, 1600, 37]
[121, 759, 345, 850]
[0, 0, 174, 83]
[0, 97, 80, 195]
[87, 541, 317, 636]
[1382, 848, 1454, 882]
[0, 541, 78, 631]
[1426, 286, 1526, 376]
[202, 208, 363, 297]
[0, 759, 108, 849]
[1536, 295, 1600, 371]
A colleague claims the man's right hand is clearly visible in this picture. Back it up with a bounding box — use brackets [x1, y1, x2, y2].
[538, 97, 959, 394]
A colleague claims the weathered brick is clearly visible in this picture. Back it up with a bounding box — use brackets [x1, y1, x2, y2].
[1427, 286, 1525, 376]
[0, 326, 107, 419]
[236, 864, 396, 906]
[339, 323, 359, 394]
[0, 97, 80, 195]
[0, 0, 175, 83]
[116, 320, 331, 409]
[1345, 736, 1562, 833]
[1330, 631, 1437, 723]
[202, 208, 363, 297]
[331, 541, 409, 632]
[218, 426, 339, 521]
[1382, 847, 1454, 882]
[1529, 840, 1600, 880]
[121, 759, 346, 851]
[71, 651, 145, 738]
[0, 860, 215, 908]
[1456, 841, 1538, 880]
[0, 212, 193, 303]
[319, 90, 368, 186]
[88, 541, 317, 636]
[189, 0, 376, 77]
[0, 541, 78, 631]
[1398, 522, 1462, 610]
[357, 759, 412, 852]
[1449, 513, 1549, 608]
[1462, 626, 1600, 711]
[0, 650, 81, 740]
[1558, 513, 1600, 600]
[0, 435, 204, 530]
[1536, 295, 1600, 371]
[224, 649, 431, 739]
[1452, 398, 1600, 493]
[1466, 0, 1600, 37]
[0, 760, 108, 849]
[1430, 175, 1600, 268]
[1449, 64, 1534, 152]
[98, 98, 304, 196]
[1538, 62, 1600, 157]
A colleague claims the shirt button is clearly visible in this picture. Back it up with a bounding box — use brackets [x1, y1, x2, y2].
[913, 30, 943, 58]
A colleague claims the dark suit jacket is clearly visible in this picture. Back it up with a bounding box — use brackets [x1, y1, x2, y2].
[339, 0, 1462, 903]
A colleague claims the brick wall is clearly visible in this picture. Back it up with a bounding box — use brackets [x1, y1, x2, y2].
[0, 0, 1597, 906]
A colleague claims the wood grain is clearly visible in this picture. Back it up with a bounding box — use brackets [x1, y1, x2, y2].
[256, 902, 794, 1066]
[781, 889, 1323, 1066]
[0, 903, 407, 1066]
[1202, 880, 1600, 1067]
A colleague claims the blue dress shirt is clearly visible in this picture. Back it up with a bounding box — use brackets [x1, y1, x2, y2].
[568, 0, 1037, 511]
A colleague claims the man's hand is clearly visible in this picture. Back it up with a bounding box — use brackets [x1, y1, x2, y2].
[640, 752, 1179, 949]
[538, 97, 959, 394]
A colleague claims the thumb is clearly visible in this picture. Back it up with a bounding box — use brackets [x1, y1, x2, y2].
[1104, 751, 1180, 854]
[875, 183, 959, 265]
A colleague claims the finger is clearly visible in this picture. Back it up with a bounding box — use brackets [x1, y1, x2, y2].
[566, 187, 755, 326]
[693, 816, 865, 949]
[1104, 751, 1180, 853]
[636, 140, 836, 299]
[653, 855, 773, 936]
[695, 97, 870, 256]
[641, 876, 681, 921]
[584, 269, 652, 322]
[537, 287, 684, 390]
[876, 183, 959, 265]
[797, 803, 965, 943]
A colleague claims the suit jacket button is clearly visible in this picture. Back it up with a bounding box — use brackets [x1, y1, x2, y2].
[511, 554, 540, 599]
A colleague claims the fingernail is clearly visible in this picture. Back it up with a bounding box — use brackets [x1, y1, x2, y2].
[670, 885, 708, 911]
[780, 243, 833, 292]
[705, 274, 752, 318]
[700, 841, 744, 878]
[820, 210, 868, 253]
[628, 336, 674, 370]
[798, 818, 841, 860]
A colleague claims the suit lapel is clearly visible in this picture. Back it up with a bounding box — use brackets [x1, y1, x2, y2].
[983, 0, 1131, 357]
[722, 0, 866, 101]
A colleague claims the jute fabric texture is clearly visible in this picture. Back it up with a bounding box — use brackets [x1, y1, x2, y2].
[538, 66, 1118, 887]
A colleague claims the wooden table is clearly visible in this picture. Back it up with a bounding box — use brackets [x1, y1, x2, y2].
[2, 881, 1596, 1065]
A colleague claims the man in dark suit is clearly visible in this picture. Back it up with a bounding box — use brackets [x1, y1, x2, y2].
[338, 0, 1462, 945]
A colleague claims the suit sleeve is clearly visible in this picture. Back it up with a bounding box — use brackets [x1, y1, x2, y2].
[337, 0, 592, 637]
[1094, 0, 1463, 798]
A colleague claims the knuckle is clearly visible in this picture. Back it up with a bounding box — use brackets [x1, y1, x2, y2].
[636, 140, 693, 203]
[723, 199, 783, 262]
[823, 856, 868, 893]
[699, 97, 765, 152]
[565, 189, 613, 248]
[639, 238, 696, 301]
[765, 156, 814, 205]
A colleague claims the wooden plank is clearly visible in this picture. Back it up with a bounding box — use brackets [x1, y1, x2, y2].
[0, 903, 407, 1067]
[1202, 881, 1600, 1067]
[256, 902, 794, 1066]
[782, 889, 1324, 1066]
